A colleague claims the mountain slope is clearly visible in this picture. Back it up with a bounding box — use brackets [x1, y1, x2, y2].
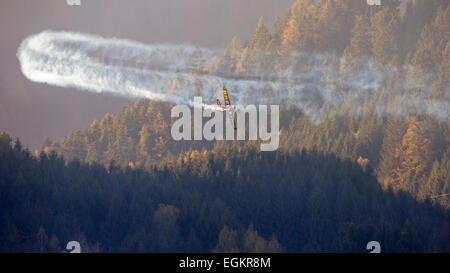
[1, 132, 448, 252]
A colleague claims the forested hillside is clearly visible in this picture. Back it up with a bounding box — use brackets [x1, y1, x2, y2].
[1, 133, 449, 252]
[0, 0, 295, 150]
[1, 0, 449, 253]
[43, 0, 449, 208]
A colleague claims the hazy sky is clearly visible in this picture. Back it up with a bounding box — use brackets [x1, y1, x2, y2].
[0, 0, 294, 149]
[1, 0, 294, 47]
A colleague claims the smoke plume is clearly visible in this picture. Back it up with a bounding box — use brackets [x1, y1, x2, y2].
[17, 31, 448, 123]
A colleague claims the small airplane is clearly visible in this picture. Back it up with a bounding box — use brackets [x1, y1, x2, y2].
[216, 86, 237, 130]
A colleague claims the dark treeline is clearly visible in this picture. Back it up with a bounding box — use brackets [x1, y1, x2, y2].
[1, 133, 449, 253]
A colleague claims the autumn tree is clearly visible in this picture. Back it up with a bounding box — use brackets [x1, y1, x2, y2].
[213, 225, 240, 253]
[343, 16, 372, 59]
[218, 36, 242, 74]
[371, 7, 400, 65]
[411, 5, 450, 71]
[392, 117, 441, 193]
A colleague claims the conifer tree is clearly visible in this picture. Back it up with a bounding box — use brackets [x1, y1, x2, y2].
[371, 7, 400, 65]
[252, 17, 272, 51]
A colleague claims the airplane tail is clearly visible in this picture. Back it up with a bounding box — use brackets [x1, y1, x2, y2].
[218, 85, 237, 130]
[223, 87, 231, 106]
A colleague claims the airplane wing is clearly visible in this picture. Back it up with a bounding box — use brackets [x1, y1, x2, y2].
[223, 87, 231, 106]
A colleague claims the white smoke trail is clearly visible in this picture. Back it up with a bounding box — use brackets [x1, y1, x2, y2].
[17, 30, 448, 123]
[17, 31, 222, 107]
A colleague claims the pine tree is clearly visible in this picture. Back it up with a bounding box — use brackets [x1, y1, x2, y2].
[343, 16, 372, 59]
[252, 17, 271, 51]
[137, 124, 152, 164]
[37, 226, 48, 253]
[150, 204, 182, 252]
[48, 234, 61, 253]
[213, 225, 240, 253]
[235, 46, 253, 74]
[435, 40, 450, 98]
[279, 17, 300, 64]
[272, 10, 291, 47]
[60, 130, 87, 162]
[86, 120, 102, 164]
[371, 7, 400, 65]
[219, 36, 242, 74]
[242, 224, 284, 253]
[411, 5, 450, 71]
[315, 0, 339, 52]
[377, 116, 407, 189]
[393, 117, 438, 193]
[105, 125, 134, 166]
